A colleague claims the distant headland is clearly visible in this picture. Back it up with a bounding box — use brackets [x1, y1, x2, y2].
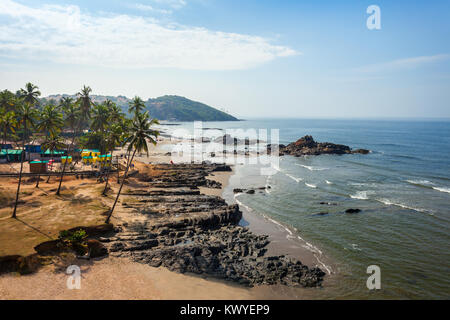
[43, 94, 239, 122]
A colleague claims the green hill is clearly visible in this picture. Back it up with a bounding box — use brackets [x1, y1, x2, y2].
[43, 94, 238, 122]
[145, 95, 238, 121]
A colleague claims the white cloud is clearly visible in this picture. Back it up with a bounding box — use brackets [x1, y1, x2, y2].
[131, 3, 172, 14]
[150, 0, 187, 10]
[0, 0, 297, 70]
[356, 54, 450, 73]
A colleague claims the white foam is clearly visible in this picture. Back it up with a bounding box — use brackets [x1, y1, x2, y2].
[350, 191, 370, 200]
[305, 183, 317, 189]
[406, 179, 434, 186]
[432, 186, 450, 194]
[235, 197, 253, 212]
[285, 173, 302, 183]
[376, 198, 433, 215]
[296, 235, 332, 274]
[297, 164, 329, 171]
[325, 180, 333, 185]
[264, 176, 272, 194]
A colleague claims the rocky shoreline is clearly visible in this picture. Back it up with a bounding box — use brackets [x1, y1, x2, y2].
[104, 163, 326, 287]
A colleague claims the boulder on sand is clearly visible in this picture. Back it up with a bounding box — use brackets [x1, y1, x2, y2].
[87, 239, 108, 258]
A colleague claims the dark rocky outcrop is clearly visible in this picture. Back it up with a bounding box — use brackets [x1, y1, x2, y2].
[107, 163, 325, 288]
[268, 135, 369, 156]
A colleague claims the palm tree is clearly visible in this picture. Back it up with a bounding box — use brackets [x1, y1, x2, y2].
[55, 97, 80, 195]
[56, 87, 92, 195]
[0, 109, 17, 145]
[0, 90, 15, 113]
[105, 111, 159, 223]
[17, 82, 41, 107]
[12, 99, 39, 218]
[91, 103, 110, 152]
[107, 101, 125, 124]
[102, 123, 124, 195]
[128, 96, 146, 118]
[37, 104, 64, 136]
[77, 85, 93, 124]
[38, 133, 65, 187]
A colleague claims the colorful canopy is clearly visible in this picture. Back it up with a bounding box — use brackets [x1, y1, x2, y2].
[41, 149, 65, 155]
[1, 149, 23, 155]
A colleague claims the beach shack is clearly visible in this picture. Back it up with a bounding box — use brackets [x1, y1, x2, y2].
[61, 156, 72, 164]
[25, 144, 42, 160]
[29, 160, 48, 174]
[0, 149, 23, 162]
[82, 156, 93, 164]
[41, 149, 66, 160]
[0, 151, 6, 163]
[0, 144, 12, 150]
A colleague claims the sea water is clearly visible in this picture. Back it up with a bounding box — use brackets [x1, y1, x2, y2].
[158, 118, 450, 299]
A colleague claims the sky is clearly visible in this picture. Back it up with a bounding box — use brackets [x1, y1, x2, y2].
[0, 0, 449, 119]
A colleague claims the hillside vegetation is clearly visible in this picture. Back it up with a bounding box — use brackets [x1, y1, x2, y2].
[44, 94, 238, 122]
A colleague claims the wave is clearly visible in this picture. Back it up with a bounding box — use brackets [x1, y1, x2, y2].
[296, 164, 329, 171]
[405, 179, 434, 188]
[265, 176, 272, 194]
[432, 186, 450, 194]
[376, 198, 433, 215]
[350, 191, 371, 200]
[325, 180, 333, 185]
[285, 173, 302, 183]
[305, 183, 317, 189]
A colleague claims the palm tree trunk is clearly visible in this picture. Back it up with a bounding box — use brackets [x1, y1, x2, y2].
[105, 149, 136, 223]
[56, 130, 76, 195]
[12, 123, 27, 218]
[47, 157, 53, 183]
[102, 150, 113, 196]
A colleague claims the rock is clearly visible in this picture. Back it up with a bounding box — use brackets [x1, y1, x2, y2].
[0, 254, 42, 275]
[0, 255, 21, 274]
[102, 162, 325, 288]
[34, 240, 62, 255]
[345, 208, 361, 214]
[352, 149, 370, 154]
[271, 135, 369, 156]
[87, 239, 108, 258]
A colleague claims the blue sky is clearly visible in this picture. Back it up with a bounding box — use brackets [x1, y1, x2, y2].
[0, 0, 449, 118]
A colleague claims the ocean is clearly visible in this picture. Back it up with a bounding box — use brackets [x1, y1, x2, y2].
[157, 118, 450, 299]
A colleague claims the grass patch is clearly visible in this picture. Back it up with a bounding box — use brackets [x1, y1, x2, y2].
[0, 182, 108, 257]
